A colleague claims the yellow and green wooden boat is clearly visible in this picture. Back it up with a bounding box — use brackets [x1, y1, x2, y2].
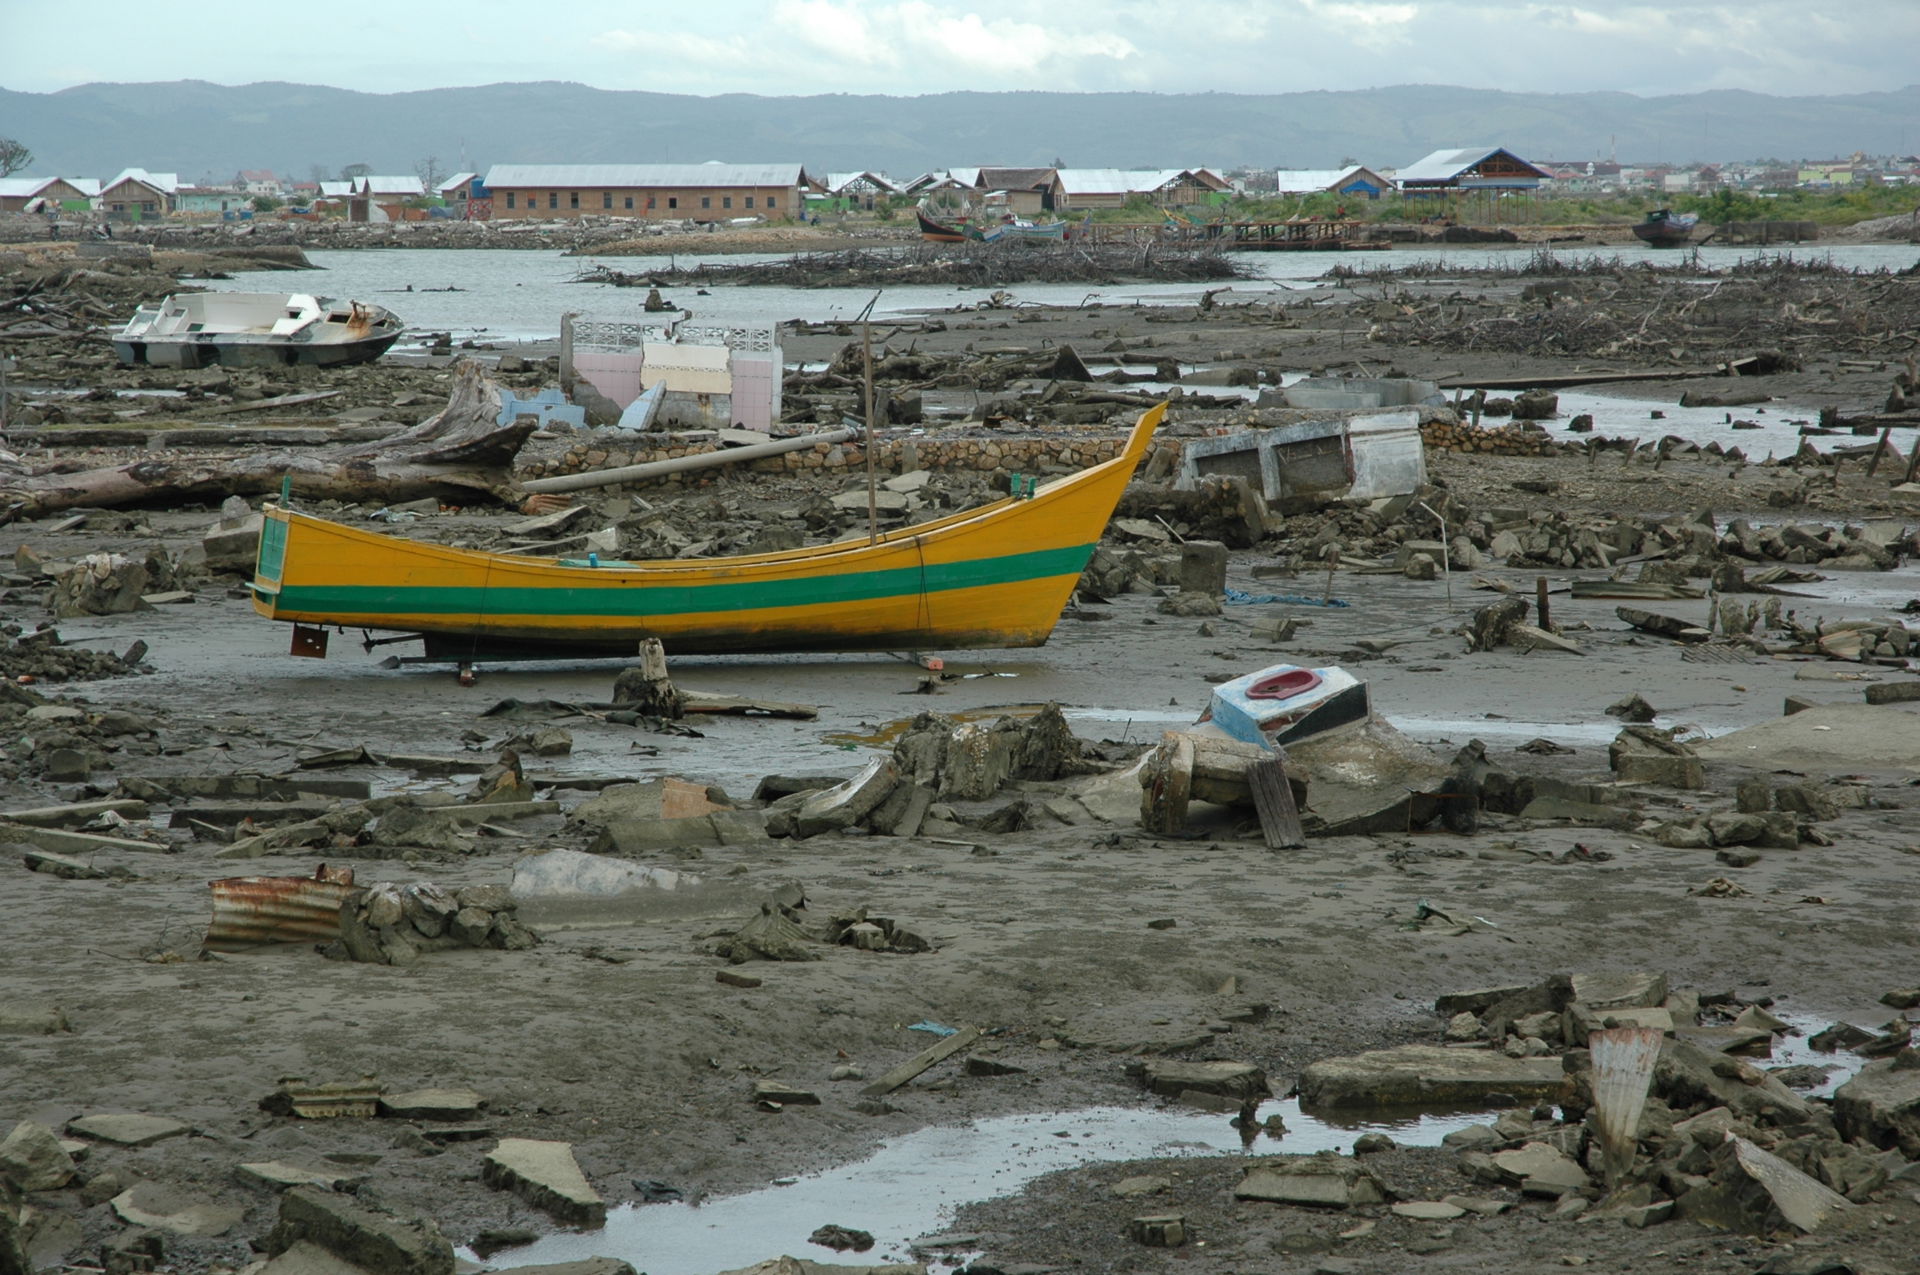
[251, 404, 1163, 662]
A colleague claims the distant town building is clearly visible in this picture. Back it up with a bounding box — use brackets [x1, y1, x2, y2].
[1270, 166, 1392, 199]
[0, 176, 99, 213]
[823, 171, 903, 210]
[1396, 147, 1551, 195]
[1048, 168, 1231, 210]
[100, 168, 179, 217]
[235, 170, 283, 195]
[479, 163, 814, 222]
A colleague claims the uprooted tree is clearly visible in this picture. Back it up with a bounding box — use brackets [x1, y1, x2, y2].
[0, 138, 32, 178]
[0, 360, 535, 520]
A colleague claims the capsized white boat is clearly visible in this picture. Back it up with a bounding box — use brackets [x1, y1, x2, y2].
[111, 292, 403, 369]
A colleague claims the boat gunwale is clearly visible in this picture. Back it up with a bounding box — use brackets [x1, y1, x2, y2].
[259, 404, 1165, 586]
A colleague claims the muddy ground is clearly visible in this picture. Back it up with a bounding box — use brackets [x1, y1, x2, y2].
[4, 247, 1920, 1275]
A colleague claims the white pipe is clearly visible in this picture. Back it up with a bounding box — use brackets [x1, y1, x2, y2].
[520, 427, 860, 494]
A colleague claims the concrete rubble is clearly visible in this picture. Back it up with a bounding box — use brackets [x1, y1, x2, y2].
[6, 241, 1920, 1275]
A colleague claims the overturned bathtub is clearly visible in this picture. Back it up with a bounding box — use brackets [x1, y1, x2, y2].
[1177, 410, 1426, 514]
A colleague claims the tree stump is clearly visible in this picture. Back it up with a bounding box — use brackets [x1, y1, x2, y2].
[611, 638, 683, 719]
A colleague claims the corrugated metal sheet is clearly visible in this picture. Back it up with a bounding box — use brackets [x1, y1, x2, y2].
[205, 865, 356, 951]
[482, 163, 806, 191]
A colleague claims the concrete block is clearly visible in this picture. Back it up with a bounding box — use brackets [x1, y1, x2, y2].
[1298, 1045, 1562, 1109]
[266, 1185, 453, 1275]
[482, 1140, 605, 1228]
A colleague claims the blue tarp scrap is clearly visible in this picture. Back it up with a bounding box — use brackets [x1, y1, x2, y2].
[1224, 586, 1350, 608]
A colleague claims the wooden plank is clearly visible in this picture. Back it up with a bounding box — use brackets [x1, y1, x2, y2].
[860, 1026, 983, 1096]
[0, 820, 170, 855]
[1245, 757, 1304, 850]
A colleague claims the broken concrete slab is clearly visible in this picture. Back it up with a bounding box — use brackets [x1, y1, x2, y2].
[1833, 1059, 1920, 1157]
[110, 1185, 243, 1237]
[1392, 1201, 1466, 1220]
[1692, 703, 1920, 774]
[266, 1185, 453, 1275]
[1488, 1142, 1590, 1197]
[65, 1113, 189, 1147]
[1236, 1157, 1390, 1208]
[1678, 1134, 1851, 1235]
[482, 1139, 606, 1228]
[376, 1090, 485, 1122]
[237, 1162, 363, 1192]
[1608, 726, 1705, 789]
[1299, 1045, 1563, 1109]
[1138, 1060, 1270, 1102]
[257, 1239, 381, 1275]
[1570, 972, 1669, 1011]
[792, 757, 898, 838]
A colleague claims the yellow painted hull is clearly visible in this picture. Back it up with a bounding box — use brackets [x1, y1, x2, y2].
[252, 405, 1162, 657]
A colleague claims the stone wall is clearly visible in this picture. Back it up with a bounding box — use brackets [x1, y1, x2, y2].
[1421, 419, 1570, 456]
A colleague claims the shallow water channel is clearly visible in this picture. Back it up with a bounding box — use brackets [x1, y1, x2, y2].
[479, 1099, 1489, 1274]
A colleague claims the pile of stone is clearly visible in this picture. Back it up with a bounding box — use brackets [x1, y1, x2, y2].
[323, 882, 539, 966]
[1392, 971, 1920, 1237]
[1420, 418, 1568, 456]
[0, 626, 149, 684]
[1720, 517, 1914, 571]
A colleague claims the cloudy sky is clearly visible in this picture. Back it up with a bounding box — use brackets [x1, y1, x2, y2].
[3, 0, 1914, 98]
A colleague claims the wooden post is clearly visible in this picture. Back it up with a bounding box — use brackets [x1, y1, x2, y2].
[1865, 426, 1894, 479]
[1246, 756, 1304, 850]
[862, 317, 879, 544]
[558, 313, 576, 398]
[1536, 575, 1551, 632]
[1903, 435, 1920, 486]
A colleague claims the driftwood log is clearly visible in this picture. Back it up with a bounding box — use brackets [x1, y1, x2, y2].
[0, 359, 533, 519]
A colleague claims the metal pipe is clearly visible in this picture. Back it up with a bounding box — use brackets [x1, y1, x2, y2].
[520, 427, 860, 494]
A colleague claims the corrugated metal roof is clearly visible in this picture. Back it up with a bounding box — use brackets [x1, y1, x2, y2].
[1398, 147, 1547, 183]
[317, 181, 352, 198]
[1053, 168, 1191, 195]
[440, 172, 477, 194]
[354, 176, 425, 196]
[105, 168, 179, 195]
[483, 163, 807, 190]
[1272, 166, 1384, 194]
[825, 171, 902, 194]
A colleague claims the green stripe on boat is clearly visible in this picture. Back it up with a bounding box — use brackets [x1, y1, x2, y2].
[271, 543, 1095, 619]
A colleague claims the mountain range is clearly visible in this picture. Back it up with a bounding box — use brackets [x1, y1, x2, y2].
[5, 79, 1919, 183]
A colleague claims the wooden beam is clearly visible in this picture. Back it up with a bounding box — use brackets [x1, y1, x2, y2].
[861, 1026, 982, 1096]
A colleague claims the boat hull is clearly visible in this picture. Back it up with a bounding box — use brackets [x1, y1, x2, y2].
[111, 292, 404, 369]
[1630, 226, 1694, 248]
[252, 406, 1164, 660]
[916, 207, 968, 243]
[112, 330, 401, 369]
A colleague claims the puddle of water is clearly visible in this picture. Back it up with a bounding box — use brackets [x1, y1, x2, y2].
[1769, 1013, 1875, 1098]
[480, 1099, 1491, 1275]
[1455, 387, 1850, 462]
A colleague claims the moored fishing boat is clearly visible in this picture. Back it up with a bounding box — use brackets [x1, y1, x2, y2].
[1631, 209, 1700, 248]
[112, 292, 403, 368]
[251, 405, 1165, 664]
[915, 205, 969, 243]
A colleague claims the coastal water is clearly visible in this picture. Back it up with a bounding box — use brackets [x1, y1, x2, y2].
[200, 241, 1920, 346]
[195, 240, 1920, 456]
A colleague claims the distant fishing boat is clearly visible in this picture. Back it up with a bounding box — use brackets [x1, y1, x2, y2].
[1631, 209, 1700, 249]
[252, 404, 1166, 665]
[970, 216, 1067, 244]
[111, 292, 403, 369]
[916, 205, 969, 243]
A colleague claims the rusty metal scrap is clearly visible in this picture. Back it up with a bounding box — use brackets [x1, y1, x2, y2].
[205, 864, 356, 952]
